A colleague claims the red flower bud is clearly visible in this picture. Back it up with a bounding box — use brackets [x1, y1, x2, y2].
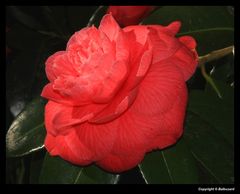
[107, 6, 157, 27]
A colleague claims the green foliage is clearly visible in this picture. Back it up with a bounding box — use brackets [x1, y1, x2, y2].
[139, 140, 199, 184]
[184, 112, 234, 183]
[39, 153, 119, 184]
[188, 83, 234, 145]
[6, 98, 46, 157]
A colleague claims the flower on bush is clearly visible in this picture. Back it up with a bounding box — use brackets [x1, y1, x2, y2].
[107, 6, 157, 27]
[41, 14, 198, 172]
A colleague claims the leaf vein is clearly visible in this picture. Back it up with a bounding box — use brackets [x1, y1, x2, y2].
[191, 151, 222, 183]
[74, 168, 83, 184]
[161, 151, 174, 183]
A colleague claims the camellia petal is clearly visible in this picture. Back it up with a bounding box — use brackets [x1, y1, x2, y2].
[170, 39, 198, 81]
[148, 21, 181, 36]
[146, 80, 188, 151]
[44, 101, 106, 135]
[45, 132, 94, 166]
[96, 151, 145, 173]
[148, 26, 181, 64]
[179, 36, 197, 49]
[45, 51, 74, 82]
[74, 120, 118, 161]
[99, 14, 121, 42]
[132, 60, 187, 116]
[89, 87, 138, 124]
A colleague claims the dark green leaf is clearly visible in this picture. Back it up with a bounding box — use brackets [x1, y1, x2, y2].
[188, 85, 234, 145]
[205, 79, 234, 104]
[143, 6, 234, 55]
[29, 150, 46, 184]
[139, 139, 199, 184]
[39, 153, 119, 184]
[184, 112, 234, 183]
[6, 97, 46, 157]
[207, 58, 234, 89]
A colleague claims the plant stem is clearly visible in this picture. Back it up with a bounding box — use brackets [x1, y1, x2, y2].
[200, 62, 222, 98]
[197, 45, 234, 99]
[198, 46, 234, 66]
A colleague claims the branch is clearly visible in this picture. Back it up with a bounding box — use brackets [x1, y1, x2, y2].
[198, 46, 234, 66]
[200, 62, 222, 98]
[198, 45, 234, 99]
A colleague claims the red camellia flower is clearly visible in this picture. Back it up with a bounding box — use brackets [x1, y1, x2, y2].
[41, 14, 198, 172]
[107, 6, 157, 27]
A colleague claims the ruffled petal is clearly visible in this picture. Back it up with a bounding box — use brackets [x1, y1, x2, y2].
[147, 21, 181, 37]
[146, 81, 188, 151]
[166, 21, 181, 35]
[133, 60, 186, 116]
[89, 87, 138, 124]
[91, 59, 129, 104]
[147, 26, 181, 64]
[105, 79, 185, 157]
[44, 132, 94, 166]
[123, 25, 149, 46]
[41, 83, 71, 105]
[45, 113, 118, 164]
[97, 151, 145, 173]
[66, 27, 97, 50]
[123, 26, 153, 90]
[171, 36, 198, 81]
[44, 101, 106, 136]
[115, 29, 129, 62]
[89, 27, 153, 124]
[45, 51, 76, 82]
[99, 14, 121, 41]
[179, 36, 197, 49]
[109, 107, 157, 156]
[41, 82, 91, 106]
[74, 120, 118, 161]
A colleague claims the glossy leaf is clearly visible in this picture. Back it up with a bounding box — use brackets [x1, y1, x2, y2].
[143, 6, 234, 55]
[39, 153, 119, 184]
[188, 86, 234, 145]
[184, 112, 234, 183]
[139, 139, 199, 184]
[205, 79, 234, 104]
[207, 56, 234, 87]
[29, 150, 46, 184]
[6, 97, 46, 157]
